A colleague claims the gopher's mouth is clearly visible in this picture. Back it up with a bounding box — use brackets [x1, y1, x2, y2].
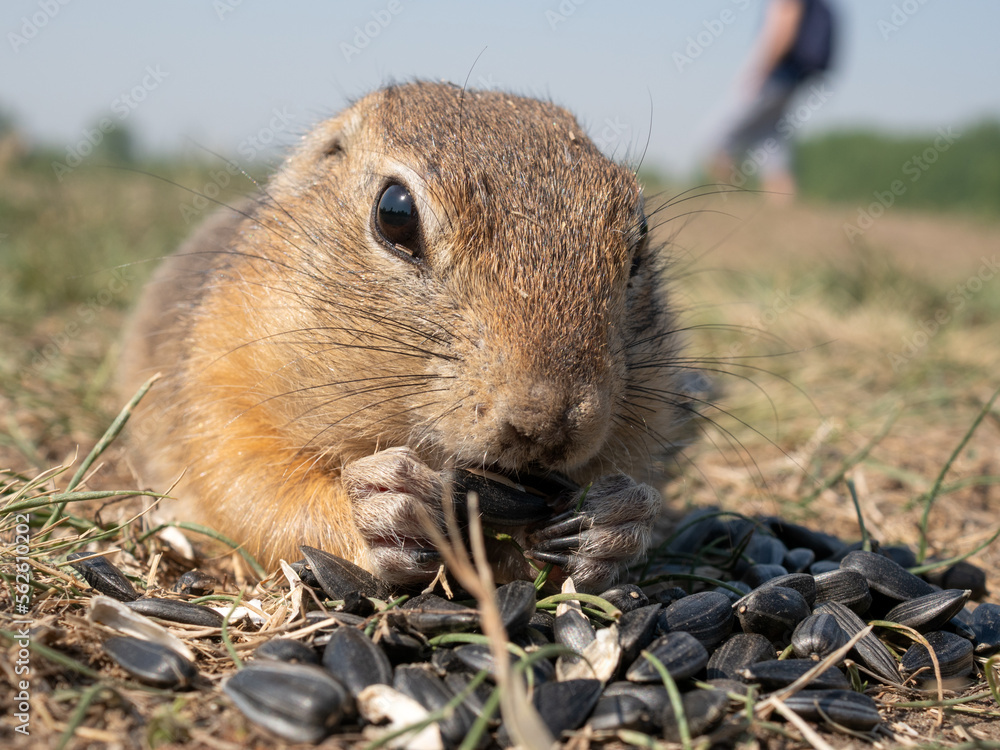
[453, 466, 578, 529]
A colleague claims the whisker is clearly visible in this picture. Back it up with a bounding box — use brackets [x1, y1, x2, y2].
[301, 392, 453, 452]
[230, 374, 446, 426]
[290, 384, 452, 432]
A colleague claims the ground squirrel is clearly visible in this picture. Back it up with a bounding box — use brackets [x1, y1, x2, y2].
[119, 81, 697, 592]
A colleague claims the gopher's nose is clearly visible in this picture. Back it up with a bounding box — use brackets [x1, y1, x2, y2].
[498, 382, 608, 461]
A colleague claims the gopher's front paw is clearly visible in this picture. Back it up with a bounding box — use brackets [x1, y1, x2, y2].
[526, 475, 662, 592]
[342, 447, 445, 586]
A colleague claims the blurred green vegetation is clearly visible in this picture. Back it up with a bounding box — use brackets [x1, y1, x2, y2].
[0, 134, 264, 437]
[0, 145, 256, 330]
[796, 121, 1000, 216]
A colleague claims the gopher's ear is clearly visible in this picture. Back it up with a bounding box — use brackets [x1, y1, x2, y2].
[270, 107, 362, 196]
[302, 106, 362, 160]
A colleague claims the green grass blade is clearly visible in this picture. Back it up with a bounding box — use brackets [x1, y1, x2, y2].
[918, 384, 1000, 562]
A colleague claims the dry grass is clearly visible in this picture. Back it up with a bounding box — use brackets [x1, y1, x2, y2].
[663, 194, 1000, 558]
[1, 162, 999, 748]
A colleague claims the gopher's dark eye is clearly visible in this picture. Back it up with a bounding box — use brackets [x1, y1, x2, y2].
[374, 183, 421, 257]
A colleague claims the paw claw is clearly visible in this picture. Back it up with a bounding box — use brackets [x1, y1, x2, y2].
[525, 550, 571, 568]
[525, 474, 663, 591]
[530, 534, 586, 554]
[528, 514, 590, 545]
[411, 548, 442, 565]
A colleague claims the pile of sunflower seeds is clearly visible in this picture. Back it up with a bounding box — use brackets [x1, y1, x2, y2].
[67, 507, 999, 746]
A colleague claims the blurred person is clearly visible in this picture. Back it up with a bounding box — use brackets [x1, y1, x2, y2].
[710, 0, 836, 202]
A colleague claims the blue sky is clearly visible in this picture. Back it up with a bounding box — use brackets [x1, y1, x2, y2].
[3, 1, 998, 175]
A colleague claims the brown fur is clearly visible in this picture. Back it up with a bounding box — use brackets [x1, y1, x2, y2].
[119, 81, 694, 575]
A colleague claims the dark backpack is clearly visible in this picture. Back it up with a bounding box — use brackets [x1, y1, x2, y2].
[786, 0, 835, 76]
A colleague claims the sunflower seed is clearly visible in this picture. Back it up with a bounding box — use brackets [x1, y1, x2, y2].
[626, 631, 709, 683]
[498, 678, 602, 743]
[783, 547, 816, 574]
[321, 625, 392, 697]
[300, 545, 388, 601]
[588, 693, 655, 731]
[715, 581, 753, 604]
[599, 584, 649, 613]
[104, 635, 197, 689]
[840, 550, 935, 601]
[736, 586, 811, 643]
[88, 596, 194, 661]
[813, 569, 872, 614]
[603, 682, 670, 719]
[358, 684, 443, 750]
[791, 613, 848, 661]
[558, 624, 621, 683]
[782, 689, 880, 730]
[124, 597, 225, 627]
[972, 602, 1000, 655]
[742, 564, 790, 588]
[653, 587, 690, 607]
[706, 633, 775, 681]
[742, 533, 789, 567]
[658, 591, 734, 649]
[67, 552, 141, 602]
[495, 580, 537, 634]
[442, 669, 496, 722]
[254, 637, 320, 665]
[526, 610, 555, 642]
[881, 545, 918, 569]
[762, 517, 845, 559]
[172, 569, 217, 596]
[809, 561, 842, 575]
[900, 631, 975, 681]
[380, 627, 431, 663]
[883, 590, 971, 634]
[753, 573, 817, 607]
[740, 659, 850, 690]
[666, 509, 726, 556]
[455, 469, 554, 526]
[814, 601, 900, 685]
[453, 643, 554, 685]
[617, 604, 662, 672]
[661, 687, 729, 742]
[396, 594, 480, 635]
[929, 561, 988, 601]
[224, 661, 349, 744]
[554, 604, 596, 654]
[395, 664, 477, 747]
